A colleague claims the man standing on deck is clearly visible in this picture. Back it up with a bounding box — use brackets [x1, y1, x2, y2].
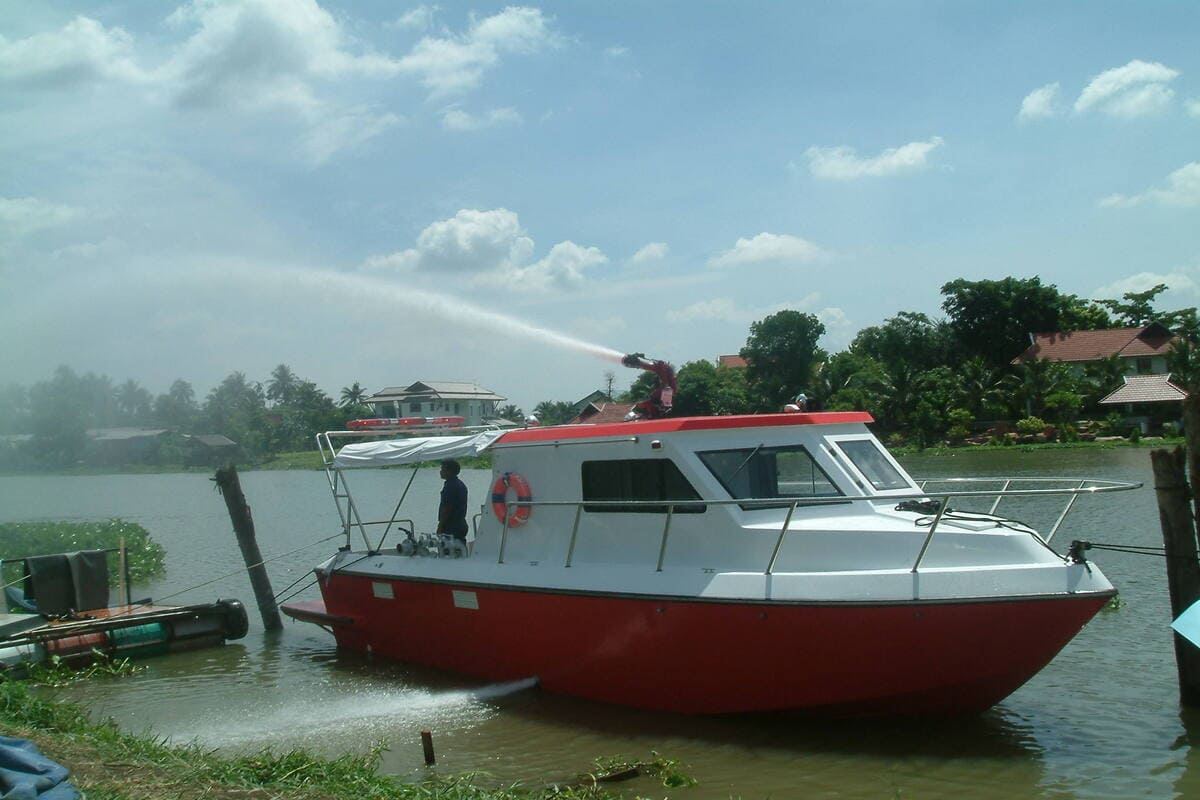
[437, 459, 469, 542]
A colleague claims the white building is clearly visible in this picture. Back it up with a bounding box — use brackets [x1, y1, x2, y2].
[367, 381, 506, 427]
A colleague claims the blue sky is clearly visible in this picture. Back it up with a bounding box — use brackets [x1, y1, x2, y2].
[2, 1, 1199, 411]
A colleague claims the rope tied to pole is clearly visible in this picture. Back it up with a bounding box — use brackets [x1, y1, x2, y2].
[1077, 540, 1173, 558]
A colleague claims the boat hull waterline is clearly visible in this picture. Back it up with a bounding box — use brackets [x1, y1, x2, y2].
[288, 575, 1113, 716]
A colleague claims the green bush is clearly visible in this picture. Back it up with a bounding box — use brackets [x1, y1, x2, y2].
[1015, 416, 1047, 435]
[0, 519, 166, 584]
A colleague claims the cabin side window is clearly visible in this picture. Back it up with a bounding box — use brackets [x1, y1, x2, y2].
[834, 439, 911, 491]
[698, 445, 843, 508]
[581, 459, 706, 514]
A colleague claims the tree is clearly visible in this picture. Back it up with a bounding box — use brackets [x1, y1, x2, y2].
[272, 380, 339, 451]
[154, 379, 199, 430]
[1082, 355, 1128, 412]
[817, 352, 889, 415]
[27, 366, 90, 467]
[953, 357, 1006, 419]
[941, 277, 1105, 369]
[0, 383, 30, 434]
[740, 310, 827, 411]
[339, 382, 369, 408]
[204, 372, 269, 458]
[850, 312, 951, 375]
[1004, 359, 1076, 419]
[266, 364, 299, 406]
[1097, 283, 1197, 331]
[531, 400, 576, 425]
[497, 404, 525, 423]
[115, 379, 152, 424]
[671, 360, 751, 417]
[620, 370, 659, 404]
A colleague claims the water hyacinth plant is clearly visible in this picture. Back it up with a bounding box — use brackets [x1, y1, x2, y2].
[0, 519, 166, 584]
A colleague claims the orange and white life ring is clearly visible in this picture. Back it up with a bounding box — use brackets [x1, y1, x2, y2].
[491, 472, 533, 527]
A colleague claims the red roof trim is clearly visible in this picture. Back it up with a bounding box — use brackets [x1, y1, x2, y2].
[498, 412, 874, 443]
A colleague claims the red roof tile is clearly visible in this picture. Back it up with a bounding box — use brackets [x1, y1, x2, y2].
[1012, 324, 1177, 364]
[567, 402, 638, 425]
[718, 354, 747, 368]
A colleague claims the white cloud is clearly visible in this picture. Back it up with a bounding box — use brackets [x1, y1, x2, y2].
[1186, 98, 1200, 118]
[629, 242, 669, 265]
[1100, 162, 1200, 208]
[163, 0, 402, 113]
[816, 307, 854, 346]
[517, 241, 608, 291]
[51, 237, 125, 260]
[441, 106, 522, 131]
[390, 6, 438, 32]
[1092, 271, 1199, 301]
[362, 208, 605, 292]
[667, 294, 822, 324]
[0, 16, 147, 88]
[300, 107, 402, 164]
[805, 136, 943, 180]
[397, 6, 558, 96]
[708, 232, 824, 268]
[1018, 82, 1061, 120]
[0, 197, 79, 238]
[377, 208, 533, 273]
[1074, 59, 1179, 117]
[667, 298, 744, 323]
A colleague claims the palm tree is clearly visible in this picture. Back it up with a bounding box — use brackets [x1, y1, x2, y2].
[267, 364, 298, 406]
[1005, 359, 1074, 419]
[115, 378, 152, 423]
[955, 358, 1006, 419]
[339, 382, 369, 408]
[497, 404, 524, 423]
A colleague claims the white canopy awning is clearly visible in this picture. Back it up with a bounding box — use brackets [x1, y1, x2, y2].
[331, 429, 507, 468]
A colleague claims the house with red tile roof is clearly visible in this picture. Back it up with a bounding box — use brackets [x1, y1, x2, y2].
[1011, 323, 1177, 376]
[717, 354, 747, 368]
[566, 400, 638, 425]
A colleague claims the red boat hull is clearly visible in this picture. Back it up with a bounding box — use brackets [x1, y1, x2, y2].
[296, 573, 1110, 715]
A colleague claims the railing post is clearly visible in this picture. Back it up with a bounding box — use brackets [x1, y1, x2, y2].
[911, 495, 950, 574]
[988, 479, 1012, 516]
[766, 502, 799, 575]
[565, 505, 583, 567]
[655, 505, 675, 572]
[498, 504, 512, 564]
[1045, 480, 1085, 543]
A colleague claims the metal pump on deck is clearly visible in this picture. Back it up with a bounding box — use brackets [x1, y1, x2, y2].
[621, 352, 677, 420]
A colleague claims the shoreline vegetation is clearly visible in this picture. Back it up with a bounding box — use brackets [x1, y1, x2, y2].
[0, 677, 692, 800]
[0, 435, 1176, 478]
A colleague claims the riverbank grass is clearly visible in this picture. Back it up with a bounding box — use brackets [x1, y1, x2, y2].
[0, 676, 690, 800]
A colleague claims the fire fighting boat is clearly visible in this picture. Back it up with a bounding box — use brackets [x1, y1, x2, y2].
[282, 358, 1139, 716]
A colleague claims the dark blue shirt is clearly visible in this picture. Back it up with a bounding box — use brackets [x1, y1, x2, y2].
[439, 476, 469, 539]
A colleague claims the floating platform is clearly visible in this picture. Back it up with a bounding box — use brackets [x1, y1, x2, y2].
[0, 599, 249, 674]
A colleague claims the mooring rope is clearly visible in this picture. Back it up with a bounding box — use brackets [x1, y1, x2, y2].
[138, 531, 348, 611]
[4, 532, 347, 624]
[1081, 542, 1170, 558]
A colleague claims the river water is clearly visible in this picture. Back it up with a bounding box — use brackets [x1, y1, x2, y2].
[1, 447, 1197, 799]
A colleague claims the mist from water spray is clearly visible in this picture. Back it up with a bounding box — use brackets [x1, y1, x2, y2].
[293, 269, 627, 366]
[185, 676, 539, 746]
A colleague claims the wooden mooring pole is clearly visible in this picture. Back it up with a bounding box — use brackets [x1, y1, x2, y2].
[1151, 444, 1200, 706]
[214, 464, 283, 632]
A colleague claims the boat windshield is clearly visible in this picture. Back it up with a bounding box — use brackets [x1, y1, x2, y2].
[698, 445, 842, 506]
[834, 439, 911, 491]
